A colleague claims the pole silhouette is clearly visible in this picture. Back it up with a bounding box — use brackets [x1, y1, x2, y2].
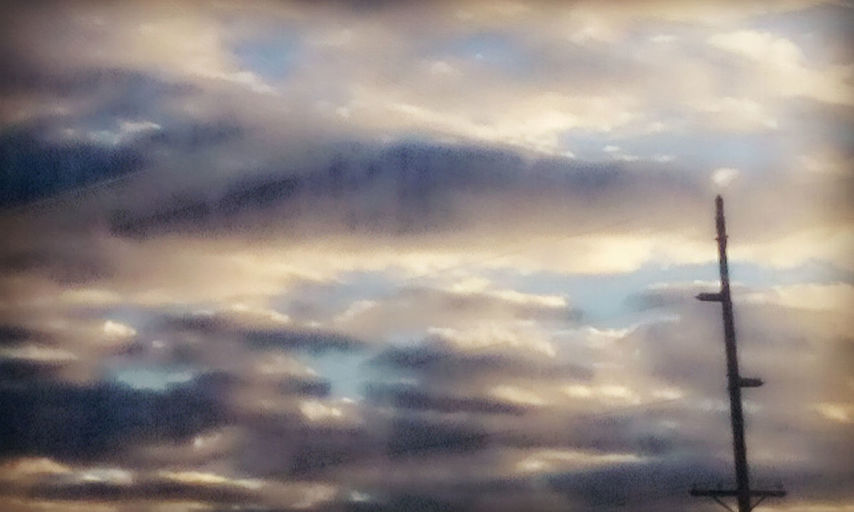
[691, 196, 785, 512]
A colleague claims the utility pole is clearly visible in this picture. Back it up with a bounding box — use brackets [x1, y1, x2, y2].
[690, 196, 785, 512]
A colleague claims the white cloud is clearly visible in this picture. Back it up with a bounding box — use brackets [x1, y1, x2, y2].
[711, 167, 740, 188]
[158, 470, 263, 489]
[561, 383, 641, 403]
[429, 60, 456, 75]
[350, 89, 638, 155]
[60, 288, 122, 305]
[650, 34, 676, 44]
[299, 399, 344, 422]
[735, 226, 854, 271]
[707, 30, 854, 105]
[83, 119, 162, 146]
[515, 448, 644, 474]
[0, 345, 78, 362]
[708, 30, 804, 65]
[103, 320, 137, 339]
[490, 385, 548, 406]
[429, 325, 557, 358]
[0, 458, 72, 479]
[813, 403, 853, 423]
[799, 150, 852, 175]
[699, 97, 778, 131]
[743, 283, 854, 313]
[77, 467, 134, 485]
[118, 119, 161, 135]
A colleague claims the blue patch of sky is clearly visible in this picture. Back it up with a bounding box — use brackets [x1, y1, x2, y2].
[233, 32, 300, 82]
[301, 351, 375, 400]
[108, 365, 195, 391]
[275, 271, 420, 399]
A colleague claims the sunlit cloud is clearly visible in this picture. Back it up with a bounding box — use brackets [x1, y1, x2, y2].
[0, 0, 851, 510]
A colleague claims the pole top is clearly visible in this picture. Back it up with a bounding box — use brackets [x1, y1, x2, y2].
[715, 196, 726, 231]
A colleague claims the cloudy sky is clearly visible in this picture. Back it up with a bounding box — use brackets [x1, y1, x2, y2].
[0, 1, 852, 511]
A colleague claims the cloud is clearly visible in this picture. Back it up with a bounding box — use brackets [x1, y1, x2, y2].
[102, 320, 136, 339]
[366, 382, 530, 416]
[700, 97, 779, 131]
[711, 166, 740, 187]
[0, 344, 77, 363]
[161, 310, 366, 353]
[0, 124, 145, 208]
[0, 325, 36, 346]
[743, 282, 854, 312]
[370, 339, 592, 383]
[1, 137, 839, 290]
[547, 454, 721, 510]
[334, 284, 579, 343]
[384, 417, 489, 458]
[0, 1, 851, 510]
[0, 359, 65, 383]
[0, 377, 225, 462]
[26, 478, 254, 505]
[708, 30, 854, 105]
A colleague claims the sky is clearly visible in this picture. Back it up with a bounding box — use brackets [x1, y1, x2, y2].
[0, 1, 852, 511]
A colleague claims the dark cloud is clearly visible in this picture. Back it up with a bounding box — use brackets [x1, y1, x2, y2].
[0, 240, 112, 284]
[0, 359, 64, 383]
[278, 376, 331, 397]
[216, 175, 302, 216]
[210, 509, 319, 512]
[110, 198, 216, 238]
[0, 376, 226, 462]
[371, 343, 592, 381]
[137, 120, 243, 154]
[105, 141, 706, 239]
[363, 285, 582, 326]
[546, 454, 854, 510]
[162, 312, 366, 353]
[547, 455, 722, 511]
[0, 325, 34, 346]
[366, 383, 529, 416]
[285, 427, 373, 477]
[146, 369, 331, 404]
[385, 417, 489, 458]
[210, 508, 331, 512]
[346, 493, 468, 512]
[26, 478, 255, 505]
[0, 64, 195, 110]
[624, 289, 689, 312]
[0, 124, 144, 208]
[249, 414, 489, 478]
[246, 328, 363, 353]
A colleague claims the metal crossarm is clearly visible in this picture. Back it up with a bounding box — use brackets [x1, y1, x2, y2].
[690, 490, 787, 498]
